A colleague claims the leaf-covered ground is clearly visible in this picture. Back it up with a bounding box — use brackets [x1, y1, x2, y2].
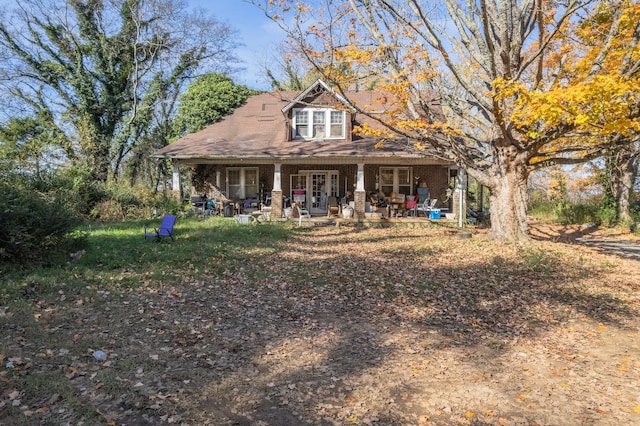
[2, 222, 639, 425]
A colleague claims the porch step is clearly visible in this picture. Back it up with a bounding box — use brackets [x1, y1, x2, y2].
[334, 217, 457, 228]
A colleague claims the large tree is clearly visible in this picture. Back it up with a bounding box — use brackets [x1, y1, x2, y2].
[172, 73, 260, 136]
[0, 0, 238, 182]
[258, 0, 640, 240]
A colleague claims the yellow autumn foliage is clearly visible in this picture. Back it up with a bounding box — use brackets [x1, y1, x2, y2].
[493, 1, 640, 145]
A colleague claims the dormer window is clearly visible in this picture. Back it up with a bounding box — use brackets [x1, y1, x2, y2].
[293, 108, 345, 140]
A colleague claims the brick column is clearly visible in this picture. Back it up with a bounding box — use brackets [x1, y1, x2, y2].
[271, 163, 283, 218]
[354, 190, 366, 220]
[271, 190, 283, 218]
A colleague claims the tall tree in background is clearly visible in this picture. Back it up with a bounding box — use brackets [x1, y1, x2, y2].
[172, 73, 259, 136]
[0, 0, 238, 182]
[263, 46, 320, 91]
[258, 0, 639, 240]
[614, 147, 639, 223]
[598, 145, 639, 223]
[0, 110, 68, 176]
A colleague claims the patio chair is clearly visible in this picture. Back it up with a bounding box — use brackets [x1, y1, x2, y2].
[144, 215, 177, 241]
[327, 196, 341, 217]
[242, 197, 259, 214]
[417, 198, 438, 218]
[416, 187, 429, 206]
[190, 195, 207, 216]
[294, 204, 311, 226]
[405, 195, 418, 216]
[205, 198, 219, 217]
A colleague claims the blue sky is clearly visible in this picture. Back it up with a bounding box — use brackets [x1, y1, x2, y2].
[190, 0, 285, 90]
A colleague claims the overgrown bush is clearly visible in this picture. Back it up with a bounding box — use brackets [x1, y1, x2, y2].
[554, 201, 601, 225]
[90, 182, 183, 221]
[597, 205, 618, 228]
[528, 199, 602, 225]
[0, 171, 86, 265]
[527, 198, 557, 222]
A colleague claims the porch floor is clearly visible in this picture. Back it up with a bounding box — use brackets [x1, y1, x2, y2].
[236, 214, 462, 228]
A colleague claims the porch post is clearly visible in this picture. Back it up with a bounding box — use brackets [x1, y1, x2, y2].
[271, 163, 283, 217]
[273, 163, 282, 191]
[453, 168, 467, 227]
[354, 163, 366, 219]
[172, 161, 181, 200]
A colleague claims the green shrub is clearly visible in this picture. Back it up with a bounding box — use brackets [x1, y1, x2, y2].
[90, 182, 183, 221]
[0, 172, 86, 265]
[529, 199, 601, 225]
[597, 205, 618, 228]
[527, 199, 557, 222]
[555, 202, 601, 225]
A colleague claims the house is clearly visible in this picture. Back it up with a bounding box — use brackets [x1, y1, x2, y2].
[153, 80, 458, 219]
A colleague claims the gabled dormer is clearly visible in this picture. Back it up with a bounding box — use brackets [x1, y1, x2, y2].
[281, 80, 354, 142]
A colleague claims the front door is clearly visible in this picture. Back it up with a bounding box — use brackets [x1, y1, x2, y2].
[309, 173, 327, 215]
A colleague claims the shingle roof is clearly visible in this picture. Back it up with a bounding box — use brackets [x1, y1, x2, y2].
[152, 86, 448, 163]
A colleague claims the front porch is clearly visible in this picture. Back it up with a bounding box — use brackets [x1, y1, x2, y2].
[178, 159, 466, 223]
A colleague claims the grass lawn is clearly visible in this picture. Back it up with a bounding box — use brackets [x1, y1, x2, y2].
[1, 217, 639, 425]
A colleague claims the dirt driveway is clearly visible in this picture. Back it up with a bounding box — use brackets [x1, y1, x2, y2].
[529, 221, 640, 261]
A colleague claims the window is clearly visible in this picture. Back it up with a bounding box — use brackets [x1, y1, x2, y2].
[292, 109, 345, 139]
[379, 167, 412, 195]
[227, 167, 259, 199]
[295, 110, 308, 138]
[330, 111, 344, 137]
[312, 111, 325, 138]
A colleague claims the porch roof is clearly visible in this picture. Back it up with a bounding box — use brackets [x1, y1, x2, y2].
[153, 90, 452, 165]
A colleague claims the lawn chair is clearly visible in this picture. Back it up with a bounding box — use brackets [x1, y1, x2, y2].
[294, 204, 311, 226]
[242, 197, 258, 214]
[327, 196, 341, 217]
[417, 198, 438, 218]
[205, 198, 219, 217]
[190, 195, 207, 216]
[405, 195, 418, 216]
[144, 215, 177, 241]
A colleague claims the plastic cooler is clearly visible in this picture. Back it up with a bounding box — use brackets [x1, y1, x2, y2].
[429, 209, 441, 219]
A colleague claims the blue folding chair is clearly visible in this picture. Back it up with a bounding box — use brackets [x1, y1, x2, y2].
[144, 215, 177, 241]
